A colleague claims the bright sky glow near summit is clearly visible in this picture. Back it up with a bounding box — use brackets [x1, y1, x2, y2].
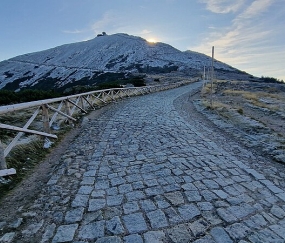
[0, 0, 284, 80]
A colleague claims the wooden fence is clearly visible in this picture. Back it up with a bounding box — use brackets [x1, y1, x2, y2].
[0, 80, 191, 176]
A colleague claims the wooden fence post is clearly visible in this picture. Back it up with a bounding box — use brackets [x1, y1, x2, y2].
[42, 105, 50, 134]
[0, 140, 7, 169]
[64, 100, 74, 125]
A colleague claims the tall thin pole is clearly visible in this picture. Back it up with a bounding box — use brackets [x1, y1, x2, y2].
[210, 46, 214, 107]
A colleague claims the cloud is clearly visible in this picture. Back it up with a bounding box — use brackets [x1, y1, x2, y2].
[63, 29, 86, 34]
[192, 0, 283, 78]
[199, 0, 245, 14]
[140, 29, 152, 35]
[236, 0, 274, 19]
[91, 11, 117, 34]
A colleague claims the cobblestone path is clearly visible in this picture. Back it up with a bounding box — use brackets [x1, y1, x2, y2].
[1, 81, 285, 243]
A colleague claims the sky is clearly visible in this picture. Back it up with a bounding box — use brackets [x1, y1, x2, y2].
[0, 0, 284, 81]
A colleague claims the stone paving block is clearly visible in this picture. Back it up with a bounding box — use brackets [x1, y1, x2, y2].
[146, 209, 168, 229]
[145, 186, 164, 196]
[227, 204, 256, 220]
[111, 177, 125, 186]
[53, 212, 64, 224]
[22, 220, 44, 236]
[78, 185, 93, 195]
[267, 185, 284, 194]
[164, 207, 184, 225]
[84, 170, 96, 177]
[210, 227, 233, 243]
[178, 204, 201, 220]
[216, 208, 237, 223]
[41, 223, 56, 243]
[277, 192, 285, 202]
[107, 195, 124, 206]
[144, 231, 166, 243]
[95, 180, 110, 189]
[248, 228, 283, 243]
[225, 223, 251, 240]
[270, 205, 285, 219]
[144, 179, 159, 187]
[140, 199, 157, 212]
[104, 207, 122, 220]
[72, 194, 89, 207]
[167, 224, 192, 243]
[188, 219, 209, 237]
[52, 224, 78, 243]
[202, 179, 219, 189]
[201, 190, 218, 201]
[192, 235, 216, 243]
[223, 185, 242, 196]
[126, 174, 142, 183]
[65, 207, 84, 223]
[213, 190, 228, 199]
[118, 184, 132, 194]
[185, 190, 202, 202]
[163, 184, 181, 192]
[244, 168, 266, 180]
[81, 176, 95, 185]
[123, 234, 143, 243]
[91, 190, 106, 198]
[123, 201, 139, 214]
[132, 181, 145, 190]
[126, 190, 145, 201]
[165, 191, 185, 205]
[214, 200, 229, 208]
[96, 236, 122, 243]
[182, 183, 198, 191]
[106, 216, 124, 235]
[261, 212, 278, 224]
[154, 195, 170, 209]
[226, 194, 254, 205]
[106, 187, 118, 196]
[78, 221, 104, 240]
[123, 213, 148, 233]
[88, 199, 106, 212]
[269, 224, 285, 239]
[182, 175, 193, 183]
[197, 202, 213, 211]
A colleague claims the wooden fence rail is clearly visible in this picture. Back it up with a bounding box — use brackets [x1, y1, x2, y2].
[0, 80, 191, 176]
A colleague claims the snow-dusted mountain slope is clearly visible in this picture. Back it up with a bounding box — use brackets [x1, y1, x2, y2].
[0, 33, 243, 91]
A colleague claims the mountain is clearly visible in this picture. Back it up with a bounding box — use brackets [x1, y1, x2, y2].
[0, 33, 248, 91]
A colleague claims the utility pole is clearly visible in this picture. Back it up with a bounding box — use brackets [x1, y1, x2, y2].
[210, 46, 214, 108]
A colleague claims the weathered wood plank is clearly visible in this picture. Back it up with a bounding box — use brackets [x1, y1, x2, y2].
[0, 168, 16, 177]
[0, 123, 57, 139]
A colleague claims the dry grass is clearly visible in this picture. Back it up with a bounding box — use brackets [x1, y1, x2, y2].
[0, 124, 72, 199]
[222, 90, 283, 110]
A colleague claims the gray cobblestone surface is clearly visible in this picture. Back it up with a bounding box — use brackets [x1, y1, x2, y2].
[1, 81, 285, 242]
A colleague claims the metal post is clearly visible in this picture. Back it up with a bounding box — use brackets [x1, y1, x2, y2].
[210, 46, 214, 108]
[0, 140, 7, 169]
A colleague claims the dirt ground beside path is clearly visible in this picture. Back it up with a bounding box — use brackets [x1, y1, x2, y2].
[200, 80, 285, 164]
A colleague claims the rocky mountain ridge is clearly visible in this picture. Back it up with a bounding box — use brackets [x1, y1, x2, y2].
[0, 33, 248, 91]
